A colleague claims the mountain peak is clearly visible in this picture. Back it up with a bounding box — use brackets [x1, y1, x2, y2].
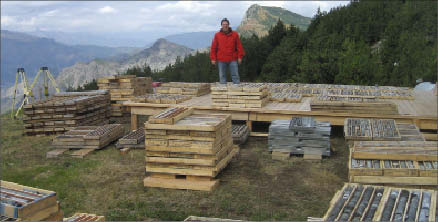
[237, 4, 311, 37]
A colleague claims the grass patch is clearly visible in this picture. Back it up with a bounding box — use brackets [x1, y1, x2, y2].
[1, 114, 348, 220]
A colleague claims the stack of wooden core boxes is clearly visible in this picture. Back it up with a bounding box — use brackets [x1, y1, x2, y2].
[132, 94, 191, 104]
[269, 117, 331, 160]
[344, 118, 426, 145]
[345, 118, 436, 186]
[310, 96, 398, 115]
[322, 183, 437, 221]
[143, 107, 238, 191]
[23, 90, 110, 136]
[0, 180, 64, 221]
[349, 140, 438, 186]
[63, 213, 105, 221]
[155, 82, 210, 96]
[116, 127, 145, 149]
[211, 83, 269, 108]
[184, 216, 242, 222]
[49, 124, 124, 158]
[231, 124, 249, 145]
[97, 75, 152, 123]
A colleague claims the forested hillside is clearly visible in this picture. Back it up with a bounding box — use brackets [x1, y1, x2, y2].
[124, 1, 436, 87]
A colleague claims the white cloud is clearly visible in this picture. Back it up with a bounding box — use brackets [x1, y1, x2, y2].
[257, 1, 286, 8]
[156, 1, 214, 14]
[1, 16, 15, 26]
[1, 1, 350, 44]
[41, 10, 58, 17]
[98, 6, 116, 14]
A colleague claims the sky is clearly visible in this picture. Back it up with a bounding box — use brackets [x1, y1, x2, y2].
[1, 1, 349, 33]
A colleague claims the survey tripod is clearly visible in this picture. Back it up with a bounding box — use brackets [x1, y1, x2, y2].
[11, 67, 60, 119]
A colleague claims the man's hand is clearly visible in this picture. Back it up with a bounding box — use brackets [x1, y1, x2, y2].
[238, 58, 242, 65]
[211, 60, 216, 65]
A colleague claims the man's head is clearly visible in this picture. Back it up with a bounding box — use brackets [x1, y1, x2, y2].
[221, 18, 230, 32]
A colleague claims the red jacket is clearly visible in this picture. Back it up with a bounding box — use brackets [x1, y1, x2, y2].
[210, 30, 245, 62]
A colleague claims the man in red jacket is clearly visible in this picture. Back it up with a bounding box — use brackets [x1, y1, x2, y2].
[210, 18, 245, 84]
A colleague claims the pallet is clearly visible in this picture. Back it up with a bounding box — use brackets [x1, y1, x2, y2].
[352, 141, 438, 161]
[184, 216, 242, 222]
[144, 146, 239, 191]
[63, 213, 105, 221]
[0, 180, 59, 221]
[271, 151, 291, 160]
[322, 183, 437, 221]
[46, 148, 97, 158]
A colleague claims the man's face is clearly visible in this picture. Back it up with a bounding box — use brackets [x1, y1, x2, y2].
[221, 22, 229, 30]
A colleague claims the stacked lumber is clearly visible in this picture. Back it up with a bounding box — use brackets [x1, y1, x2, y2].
[211, 83, 269, 108]
[184, 216, 242, 222]
[143, 107, 238, 191]
[268, 117, 331, 159]
[63, 213, 105, 221]
[97, 75, 152, 121]
[349, 141, 438, 186]
[270, 93, 302, 103]
[322, 183, 437, 221]
[264, 83, 414, 100]
[156, 82, 210, 96]
[49, 124, 124, 158]
[311, 96, 398, 114]
[396, 123, 425, 141]
[97, 75, 152, 100]
[23, 91, 110, 136]
[132, 94, 191, 104]
[232, 124, 249, 145]
[344, 118, 401, 141]
[116, 127, 145, 149]
[0, 180, 63, 221]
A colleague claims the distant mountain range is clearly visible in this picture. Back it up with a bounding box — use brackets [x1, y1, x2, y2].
[237, 4, 312, 37]
[28, 30, 155, 48]
[1, 38, 193, 113]
[0, 30, 142, 88]
[164, 31, 216, 50]
[55, 38, 194, 90]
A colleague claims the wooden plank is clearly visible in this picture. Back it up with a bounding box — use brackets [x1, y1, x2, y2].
[70, 149, 95, 158]
[146, 156, 215, 166]
[131, 114, 138, 131]
[143, 177, 219, 191]
[422, 132, 438, 141]
[145, 114, 230, 131]
[351, 176, 438, 185]
[24, 202, 59, 221]
[46, 149, 68, 158]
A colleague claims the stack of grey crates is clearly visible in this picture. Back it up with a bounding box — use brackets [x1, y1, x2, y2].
[268, 117, 331, 156]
